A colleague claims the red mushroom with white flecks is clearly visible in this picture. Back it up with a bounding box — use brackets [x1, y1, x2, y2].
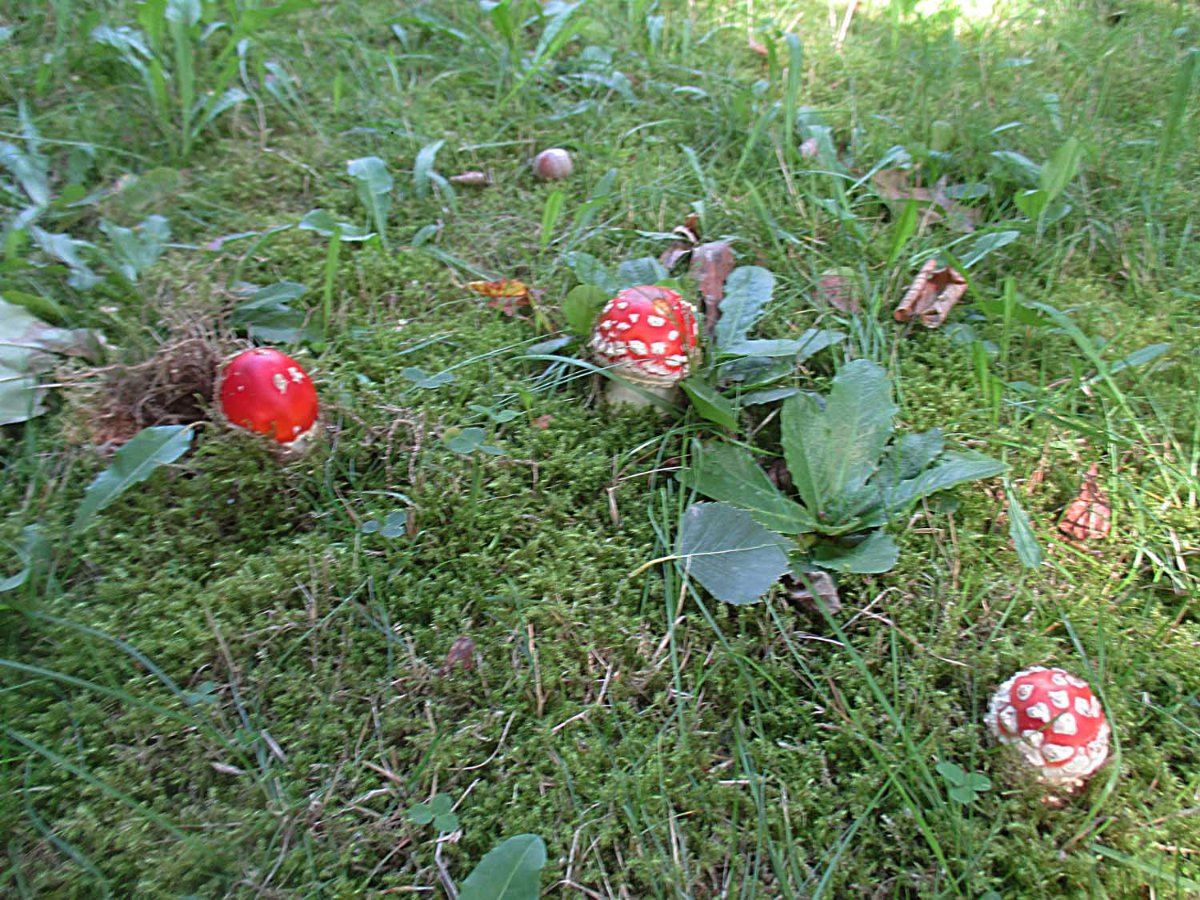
[984, 666, 1110, 791]
[217, 348, 319, 452]
[589, 285, 699, 408]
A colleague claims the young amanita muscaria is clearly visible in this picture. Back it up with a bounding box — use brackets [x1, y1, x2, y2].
[217, 348, 319, 452]
[984, 666, 1110, 791]
[589, 285, 699, 408]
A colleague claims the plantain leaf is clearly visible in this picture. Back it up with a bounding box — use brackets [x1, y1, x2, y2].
[677, 442, 815, 534]
[714, 266, 774, 351]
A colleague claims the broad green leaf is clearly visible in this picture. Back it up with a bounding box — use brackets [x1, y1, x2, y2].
[413, 139, 444, 199]
[1013, 188, 1048, 221]
[676, 502, 792, 605]
[989, 150, 1041, 185]
[721, 329, 845, 361]
[887, 199, 919, 267]
[680, 377, 738, 430]
[347, 156, 393, 249]
[298, 209, 374, 241]
[879, 429, 944, 486]
[566, 251, 617, 293]
[0, 526, 49, 593]
[881, 451, 1006, 519]
[1003, 481, 1043, 569]
[677, 442, 816, 535]
[1088, 342, 1171, 384]
[74, 425, 194, 533]
[1039, 136, 1083, 204]
[781, 360, 896, 523]
[231, 282, 314, 344]
[459, 834, 547, 900]
[615, 256, 668, 290]
[812, 530, 898, 574]
[99, 214, 171, 282]
[0, 141, 50, 208]
[714, 266, 774, 350]
[562, 284, 607, 336]
[539, 189, 565, 251]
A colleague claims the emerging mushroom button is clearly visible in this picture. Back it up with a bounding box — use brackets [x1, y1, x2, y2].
[218, 348, 320, 449]
[590, 285, 699, 407]
[984, 666, 1110, 790]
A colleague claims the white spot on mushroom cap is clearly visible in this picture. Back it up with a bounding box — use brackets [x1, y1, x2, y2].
[668, 330, 680, 341]
[1025, 702, 1051, 723]
[1051, 672, 1068, 686]
[1051, 713, 1078, 736]
[1048, 690, 1069, 709]
[628, 339, 648, 355]
[627, 313, 639, 323]
[1041, 743, 1075, 763]
[272, 373, 288, 394]
[1016, 684, 1034, 701]
[647, 315, 666, 327]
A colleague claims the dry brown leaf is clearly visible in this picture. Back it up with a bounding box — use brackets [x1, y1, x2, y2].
[894, 259, 967, 328]
[441, 636, 478, 674]
[782, 571, 842, 616]
[1058, 463, 1111, 542]
[748, 38, 769, 56]
[658, 213, 701, 270]
[872, 170, 979, 233]
[531, 414, 553, 429]
[466, 279, 532, 317]
[813, 267, 860, 313]
[449, 171, 491, 186]
[798, 137, 820, 159]
[688, 240, 735, 335]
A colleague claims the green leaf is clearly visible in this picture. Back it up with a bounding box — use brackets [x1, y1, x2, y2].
[881, 451, 1005, 520]
[677, 442, 815, 535]
[361, 510, 408, 539]
[562, 284, 608, 337]
[0, 526, 49, 593]
[459, 834, 547, 900]
[74, 425, 194, 533]
[1039, 136, 1083, 204]
[231, 281, 314, 344]
[413, 139, 444, 200]
[812, 530, 899, 574]
[615, 257, 668, 290]
[539, 189, 565, 252]
[566, 251, 617, 293]
[781, 360, 896, 523]
[676, 502, 792, 605]
[98, 215, 171, 282]
[347, 156, 393, 249]
[298, 209, 375, 241]
[935, 761, 968, 786]
[1003, 480, 1043, 569]
[407, 802, 434, 825]
[680, 378, 738, 430]
[714, 266, 775, 350]
[960, 230, 1021, 268]
[1013, 188, 1048, 221]
[887, 199, 919, 267]
[402, 367, 455, 389]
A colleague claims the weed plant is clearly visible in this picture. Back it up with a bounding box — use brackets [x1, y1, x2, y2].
[1, 0, 1198, 896]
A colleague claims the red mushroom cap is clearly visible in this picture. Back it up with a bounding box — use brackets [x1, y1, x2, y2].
[218, 348, 319, 447]
[589, 286, 699, 385]
[984, 666, 1110, 789]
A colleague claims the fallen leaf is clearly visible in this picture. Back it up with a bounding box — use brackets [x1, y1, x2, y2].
[687, 240, 735, 335]
[658, 213, 701, 270]
[449, 171, 491, 186]
[441, 636, 478, 674]
[781, 570, 842, 615]
[813, 267, 860, 313]
[894, 259, 967, 328]
[798, 137, 820, 159]
[467, 279, 532, 317]
[872, 170, 979, 233]
[531, 414, 553, 429]
[748, 37, 769, 56]
[1058, 463, 1111, 542]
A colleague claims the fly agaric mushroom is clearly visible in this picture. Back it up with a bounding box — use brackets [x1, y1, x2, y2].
[590, 285, 699, 407]
[218, 348, 319, 451]
[985, 666, 1110, 791]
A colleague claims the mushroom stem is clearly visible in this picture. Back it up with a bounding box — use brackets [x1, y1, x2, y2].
[603, 377, 680, 409]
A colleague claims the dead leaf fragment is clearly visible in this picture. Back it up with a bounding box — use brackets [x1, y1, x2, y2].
[531, 414, 553, 429]
[872, 170, 980, 233]
[894, 259, 967, 328]
[782, 571, 842, 616]
[658, 213, 701, 270]
[798, 137, 820, 159]
[441, 636, 478, 674]
[813, 267, 860, 313]
[748, 37, 769, 56]
[1058, 463, 1111, 542]
[467, 279, 532, 317]
[449, 171, 491, 186]
[687, 240, 735, 336]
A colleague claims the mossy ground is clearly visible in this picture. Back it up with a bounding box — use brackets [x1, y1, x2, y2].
[2, 0, 1199, 896]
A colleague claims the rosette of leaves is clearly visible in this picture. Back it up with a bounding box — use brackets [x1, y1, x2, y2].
[675, 360, 1004, 605]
